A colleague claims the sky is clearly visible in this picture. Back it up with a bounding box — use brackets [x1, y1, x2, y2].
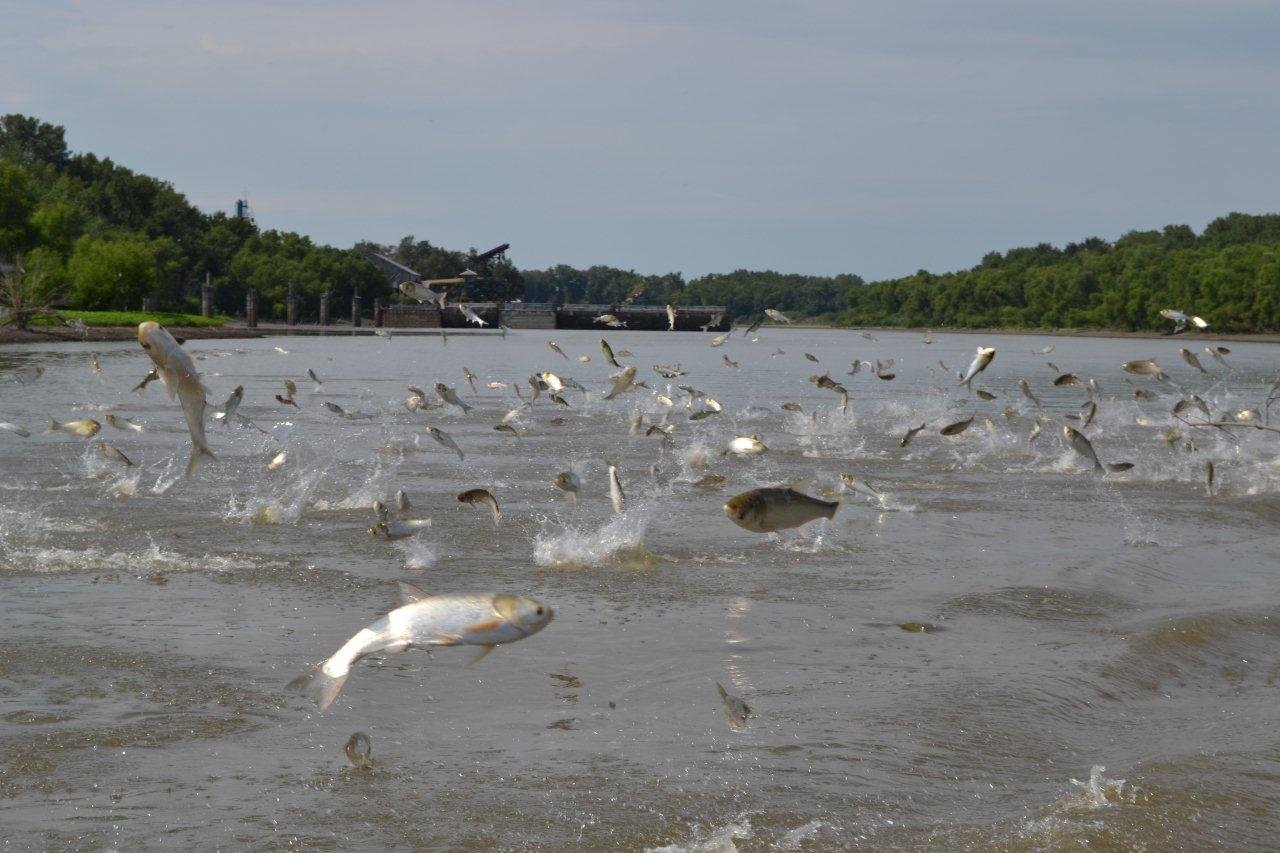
[3, 1, 1279, 280]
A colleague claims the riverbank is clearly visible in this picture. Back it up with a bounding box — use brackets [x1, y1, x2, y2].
[0, 325, 260, 344]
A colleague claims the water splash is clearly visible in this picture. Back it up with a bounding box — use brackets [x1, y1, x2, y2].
[1069, 765, 1133, 807]
[533, 507, 655, 568]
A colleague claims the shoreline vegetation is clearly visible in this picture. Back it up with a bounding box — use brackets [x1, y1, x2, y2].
[3, 113, 1280, 339]
[5, 321, 1279, 346]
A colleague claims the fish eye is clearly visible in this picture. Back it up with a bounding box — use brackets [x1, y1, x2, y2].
[535, 606, 544, 616]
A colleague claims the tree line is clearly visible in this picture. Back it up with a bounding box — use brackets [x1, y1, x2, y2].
[4, 112, 1279, 332]
[0, 114, 387, 321]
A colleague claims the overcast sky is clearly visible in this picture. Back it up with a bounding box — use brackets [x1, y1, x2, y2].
[4, 1, 1278, 279]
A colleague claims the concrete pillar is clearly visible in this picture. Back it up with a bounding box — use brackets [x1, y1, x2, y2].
[319, 291, 330, 327]
[351, 293, 362, 328]
[286, 281, 298, 326]
[374, 298, 384, 328]
[246, 289, 258, 329]
[201, 272, 213, 317]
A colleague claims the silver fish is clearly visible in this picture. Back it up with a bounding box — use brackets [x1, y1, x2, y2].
[900, 422, 927, 447]
[1179, 348, 1207, 373]
[841, 473, 887, 506]
[426, 426, 464, 460]
[723, 487, 839, 533]
[137, 322, 214, 476]
[764, 308, 791, 324]
[716, 682, 751, 729]
[94, 441, 135, 467]
[344, 732, 373, 769]
[1063, 425, 1102, 472]
[0, 421, 31, 438]
[666, 304, 677, 331]
[435, 382, 473, 413]
[44, 416, 101, 438]
[462, 367, 478, 394]
[548, 341, 569, 359]
[958, 347, 995, 389]
[105, 413, 144, 433]
[608, 463, 625, 513]
[939, 416, 974, 436]
[604, 367, 637, 400]
[288, 583, 553, 710]
[216, 386, 244, 425]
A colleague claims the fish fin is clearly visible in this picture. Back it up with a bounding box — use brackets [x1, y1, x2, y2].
[426, 633, 464, 647]
[185, 445, 216, 477]
[826, 500, 841, 519]
[715, 682, 729, 701]
[460, 617, 505, 636]
[397, 581, 430, 605]
[42, 416, 57, 434]
[468, 644, 497, 665]
[287, 664, 348, 711]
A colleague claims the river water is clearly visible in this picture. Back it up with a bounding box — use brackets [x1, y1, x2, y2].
[1, 327, 1278, 850]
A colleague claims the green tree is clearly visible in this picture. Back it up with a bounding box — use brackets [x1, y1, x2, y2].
[67, 235, 157, 309]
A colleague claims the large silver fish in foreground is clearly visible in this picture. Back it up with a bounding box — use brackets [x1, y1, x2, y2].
[137, 322, 214, 475]
[288, 583, 554, 711]
[723, 487, 839, 533]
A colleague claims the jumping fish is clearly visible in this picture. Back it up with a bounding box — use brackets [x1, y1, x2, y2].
[105, 414, 144, 433]
[958, 347, 995, 390]
[137, 322, 214, 476]
[368, 519, 432, 541]
[267, 450, 288, 471]
[548, 341, 569, 360]
[715, 682, 751, 729]
[1160, 308, 1208, 334]
[900, 422, 927, 447]
[426, 426, 464, 460]
[722, 354, 739, 369]
[600, 338, 621, 368]
[666, 304, 677, 331]
[1018, 378, 1042, 408]
[603, 366, 637, 400]
[457, 303, 488, 326]
[940, 416, 974, 436]
[435, 382, 473, 413]
[44, 416, 101, 438]
[608, 462, 625, 513]
[132, 369, 159, 393]
[94, 441, 135, 467]
[457, 488, 501, 527]
[462, 367, 478, 394]
[723, 487, 839, 533]
[344, 732, 373, 769]
[215, 386, 244, 426]
[764, 309, 792, 324]
[841, 473, 887, 507]
[0, 422, 31, 438]
[1179, 348, 1207, 373]
[288, 583, 553, 710]
[726, 435, 767, 456]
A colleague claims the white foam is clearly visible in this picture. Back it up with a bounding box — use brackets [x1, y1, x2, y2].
[533, 507, 653, 568]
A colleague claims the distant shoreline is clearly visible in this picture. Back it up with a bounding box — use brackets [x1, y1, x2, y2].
[3, 321, 1279, 345]
[0, 325, 260, 344]
[785, 323, 1280, 344]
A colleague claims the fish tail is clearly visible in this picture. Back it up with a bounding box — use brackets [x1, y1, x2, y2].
[185, 445, 217, 477]
[287, 664, 349, 711]
[42, 416, 58, 434]
[826, 500, 841, 520]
